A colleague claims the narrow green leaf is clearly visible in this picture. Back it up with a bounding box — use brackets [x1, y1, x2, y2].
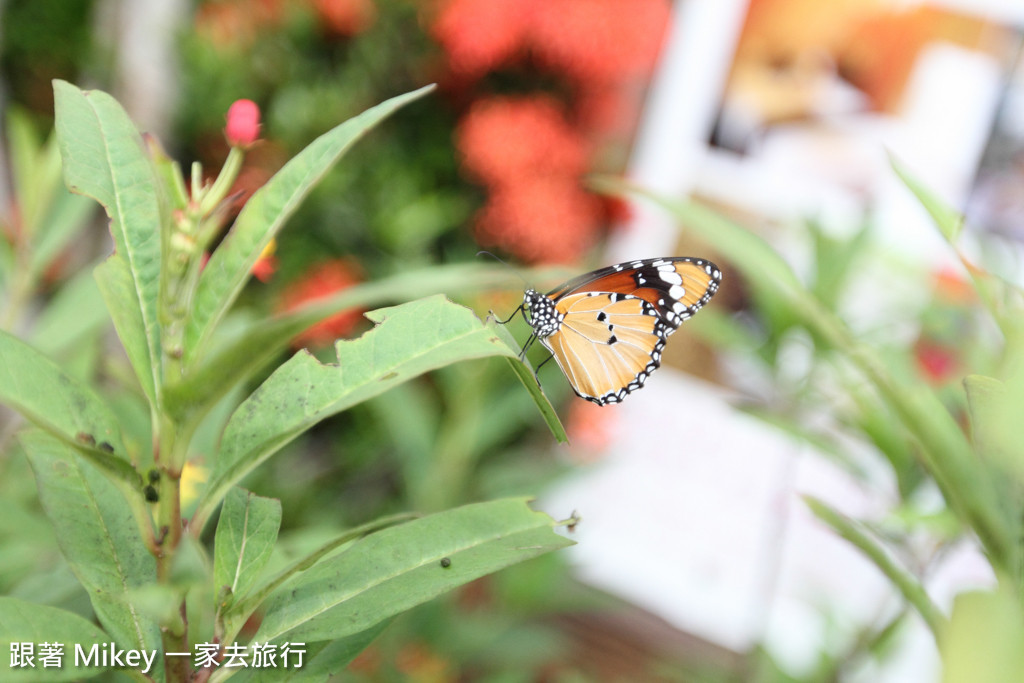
[0, 329, 138, 486]
[804, 496, 946, 639]
[890, 157, 1024, 340]
[591, 176, 805, 296]
[53, 79, 163, 404]
[94, 255, 156, 404]
[6, 108, 63, 239]
[214, 488, 282, 605]
[184, 85, 436, 365]
[491, 320, 566, 443]
[222, 513, 416, 643]
[889, 155, 963, 242]
[0, 596, 110, 682]
[214, 622, 390, 683]
[21, 430, 163, 681]
[195, 296, 522, 526]
[252, 498, 572, 644]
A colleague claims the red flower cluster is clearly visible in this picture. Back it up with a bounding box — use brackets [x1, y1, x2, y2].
[278, 259, 364, 347]
[458, 97, 599, 263]
[195, 0, 374, 48]
[433, 0, 669, 84]
[434, 0, 671, 264]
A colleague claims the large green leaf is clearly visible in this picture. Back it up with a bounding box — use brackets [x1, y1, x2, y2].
[195, 296, 525, 527]
[21, 430, 163, 682]
[252, 498, 572, 644]
[183, 85, 435, 365]
[213, 488, 281, 606]
[217, 623, 390, 683]
[0, 597, 110, 682]
[0, 330, 137, 486]
[165, 262, 536, 420]
[53, 80, 163, 405]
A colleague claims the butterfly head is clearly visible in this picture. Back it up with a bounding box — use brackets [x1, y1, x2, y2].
[523, 289, 562, 338]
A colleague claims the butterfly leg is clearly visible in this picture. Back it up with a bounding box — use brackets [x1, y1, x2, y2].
[493, 304, 524, 325]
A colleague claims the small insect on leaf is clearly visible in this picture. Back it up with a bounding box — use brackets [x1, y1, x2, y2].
[440, 557, 451, 568]
[98, 441, 114, 453]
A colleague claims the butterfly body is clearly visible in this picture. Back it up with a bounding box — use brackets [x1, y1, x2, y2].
[520, 257, 721, 406]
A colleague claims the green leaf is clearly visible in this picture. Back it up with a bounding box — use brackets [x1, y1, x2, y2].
[215, 622, 390, 683]
[804, 496, 946, 638]
[184, 85, 436, 365]
[28, 189, 96, 281]
[94, 255, 157, 403]
[195, 295, 523, 527]
[252, 498, 572, 644]
[222, 514, 416, 644]
[964, 374, 1024, 484]
[53, 79, 163, 405]
[941, 583, 1024, 683]
[491, 320, 566, 444]
[21, 430, 163, 681]
[889, 155, 963, 242]
[0, 330, 138, 485]
[0, 596, 110, 681]
[5, 108, 63, 240]
[214, 488, 282, 605]
[890, 157, 1024, 340]
[28, 268, 108, 358]
[166, 262, 532, 421]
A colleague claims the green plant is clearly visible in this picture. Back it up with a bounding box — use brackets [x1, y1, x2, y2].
[0, 80, 573, 682]
[596, 164, 1024, 681]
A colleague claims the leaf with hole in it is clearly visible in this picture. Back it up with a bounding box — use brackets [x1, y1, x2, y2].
[195, 296, 531, 526]
[53, 80, 163, 405]
[20, 430, 163, 681]
[0, 597, 110, 682]
[252, 498, 572, 644]
[165, 262, 531, 421]
[214, 488, 281, 607]
[184, 85, 436, 366]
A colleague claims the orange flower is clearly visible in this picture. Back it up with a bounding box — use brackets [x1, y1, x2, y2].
[278, 259, 364, 347]
[432, 0, 538, 77]
[456, 97, 589, 186]
[474, 177, 600, 264]
[314, 0, 376, 36]
[529, 0, 671, 84]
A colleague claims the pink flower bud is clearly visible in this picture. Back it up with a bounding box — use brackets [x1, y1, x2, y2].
[225, 99, 261, 147]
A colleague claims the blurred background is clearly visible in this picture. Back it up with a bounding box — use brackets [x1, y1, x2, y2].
[2, 0, 1024, 681]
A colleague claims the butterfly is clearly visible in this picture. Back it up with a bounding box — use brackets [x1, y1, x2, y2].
[507, 257, 722, 406]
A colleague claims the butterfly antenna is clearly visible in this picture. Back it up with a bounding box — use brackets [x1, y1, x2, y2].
[477, 250, 529, 288]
